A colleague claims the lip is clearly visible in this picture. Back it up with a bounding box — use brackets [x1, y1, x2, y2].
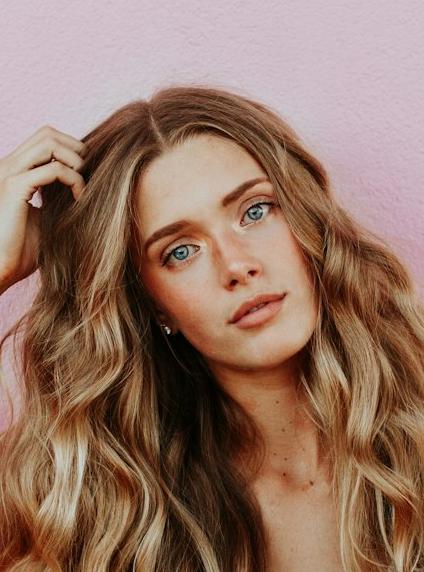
[229, 292, 286, 324]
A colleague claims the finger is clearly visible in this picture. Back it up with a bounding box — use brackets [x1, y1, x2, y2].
[12, 161, 86, 202]
[6, 140, 85, 179]
[7, 125, 88, 162]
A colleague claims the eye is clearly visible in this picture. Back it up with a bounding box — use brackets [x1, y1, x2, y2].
[161, 244, 199, 267]
[161, 200, 278, 267]
[240, 200, 277, 226]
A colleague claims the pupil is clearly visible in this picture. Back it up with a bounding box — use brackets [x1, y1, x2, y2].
[175, 246, 188, 260]
[249, 205, 263, 220]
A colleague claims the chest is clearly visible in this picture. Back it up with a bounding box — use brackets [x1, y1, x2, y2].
[252, 476, 344, 572]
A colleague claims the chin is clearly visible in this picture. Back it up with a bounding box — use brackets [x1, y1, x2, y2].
[230, 348, 297, 371]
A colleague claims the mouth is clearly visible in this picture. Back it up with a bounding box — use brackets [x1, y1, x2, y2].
[229, 293, 287, 329]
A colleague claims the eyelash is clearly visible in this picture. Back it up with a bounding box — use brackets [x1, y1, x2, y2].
[161, 200, 278, 267]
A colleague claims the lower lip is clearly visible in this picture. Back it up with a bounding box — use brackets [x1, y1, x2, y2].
[232, 295, 286, 329]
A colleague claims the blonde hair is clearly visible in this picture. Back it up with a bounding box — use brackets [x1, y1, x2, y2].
[1, 83, 423, 571]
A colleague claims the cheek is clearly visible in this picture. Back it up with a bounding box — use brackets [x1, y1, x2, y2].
[175, 294, 210, 329]
[163, 283, 221, 352]
[140, 264, 212, 329]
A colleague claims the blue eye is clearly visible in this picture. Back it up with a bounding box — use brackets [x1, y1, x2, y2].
[161, 200, 277, 267]
[165, 244, 195, 264]
[161, 244, 199, 267]
[241, 201, 275, 225]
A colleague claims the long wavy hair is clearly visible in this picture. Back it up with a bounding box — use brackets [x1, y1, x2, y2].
[0, 83, 423, 571]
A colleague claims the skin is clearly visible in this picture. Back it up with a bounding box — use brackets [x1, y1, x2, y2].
[135, 133, 328, 490]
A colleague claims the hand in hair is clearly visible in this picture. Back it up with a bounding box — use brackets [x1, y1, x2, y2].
[0, 125, 88, 293]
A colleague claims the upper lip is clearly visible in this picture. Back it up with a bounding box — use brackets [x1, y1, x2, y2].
[229, 292, 286, 324]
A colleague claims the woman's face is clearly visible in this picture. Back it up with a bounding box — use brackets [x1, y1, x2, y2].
[135, 134, 318, 375]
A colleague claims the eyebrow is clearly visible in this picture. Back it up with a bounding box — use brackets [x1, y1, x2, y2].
[143, 176, 270, 254]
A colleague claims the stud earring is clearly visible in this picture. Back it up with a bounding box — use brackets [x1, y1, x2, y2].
[160, 323, 172, 335]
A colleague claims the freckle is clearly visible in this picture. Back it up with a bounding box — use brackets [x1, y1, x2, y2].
[309, 480, 314, 486]
[273, 452, 276, 456]
[284, 457, 287, 461]
[281, 428, 285, 432]
[283, 472, 286, 476]
[275, 400, 280, 404]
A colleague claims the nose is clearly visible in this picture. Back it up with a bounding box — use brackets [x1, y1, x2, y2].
[214, 231, 262, 288]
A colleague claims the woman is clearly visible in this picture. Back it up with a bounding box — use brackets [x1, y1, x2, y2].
[0, 84, 423, 571]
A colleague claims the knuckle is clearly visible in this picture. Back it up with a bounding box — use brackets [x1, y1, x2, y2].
[41, 124, 56, 135]
[45, 136, 57, 154]
[75, 156, 85, 170]
[52, 161, 64, 172]
[80, 143, 89, 156]
[1, 174, 16, 191]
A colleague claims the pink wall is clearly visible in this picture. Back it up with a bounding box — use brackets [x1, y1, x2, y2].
[1, 1, 423, 426]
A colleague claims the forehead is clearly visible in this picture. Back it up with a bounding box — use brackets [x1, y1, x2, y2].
[136, 134, 267, 219]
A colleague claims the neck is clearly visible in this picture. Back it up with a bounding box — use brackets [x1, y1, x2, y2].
[208, 354, 331, 488]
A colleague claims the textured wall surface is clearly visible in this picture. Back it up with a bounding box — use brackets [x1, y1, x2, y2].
[1, 1, 423, 426]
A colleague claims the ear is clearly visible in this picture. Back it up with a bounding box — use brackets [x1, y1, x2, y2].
[155, 309, 177, 329]
[156, 311, 168, 324]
